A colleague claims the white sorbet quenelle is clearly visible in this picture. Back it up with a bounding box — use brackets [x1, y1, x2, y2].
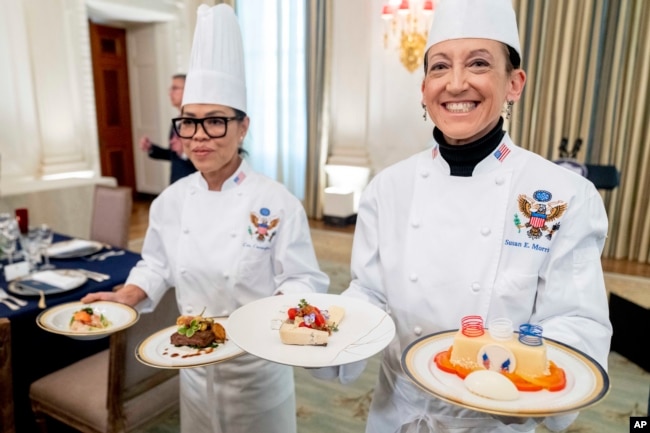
[464, 370, 520, 401]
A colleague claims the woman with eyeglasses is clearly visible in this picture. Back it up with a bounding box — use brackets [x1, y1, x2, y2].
[82, 5, 328, 433]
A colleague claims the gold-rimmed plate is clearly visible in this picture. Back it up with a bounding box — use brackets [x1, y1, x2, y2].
[36, 301, 139, 340]
[136, 320, 245, 369]
[401, 330, 610, 416]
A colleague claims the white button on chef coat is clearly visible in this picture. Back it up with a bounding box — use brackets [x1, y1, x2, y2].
[413, 326, 422, 335]
[471, 282, 481, 292]
[481, 227, 491, 236]
[409, 273, 419, 282]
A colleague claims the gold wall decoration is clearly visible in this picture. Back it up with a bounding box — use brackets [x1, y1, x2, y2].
[381, 0, 435, 73]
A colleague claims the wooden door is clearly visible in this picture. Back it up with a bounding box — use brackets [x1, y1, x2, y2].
[89, 22, 136, 190]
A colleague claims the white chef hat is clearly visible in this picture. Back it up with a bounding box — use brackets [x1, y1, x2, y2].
[182, 4, 247, 113]
[426, 0, 521, 59]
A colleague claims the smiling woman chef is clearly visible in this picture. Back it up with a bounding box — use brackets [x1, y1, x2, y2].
[310, 0, 612, 432]
[82, 4, 328, 433]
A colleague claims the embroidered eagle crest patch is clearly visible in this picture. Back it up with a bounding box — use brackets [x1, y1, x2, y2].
[514, 190, 567, 240]
[249, 207, 279, 242]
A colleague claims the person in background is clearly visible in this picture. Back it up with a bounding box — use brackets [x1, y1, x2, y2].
[83, 4, 329, 433]
[310, 0, 612, 432]
[139, 73, 197, 184]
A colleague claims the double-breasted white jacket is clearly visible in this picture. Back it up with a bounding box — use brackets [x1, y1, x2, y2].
[341, 134, 612, 433]
[126, 159, 329, 433]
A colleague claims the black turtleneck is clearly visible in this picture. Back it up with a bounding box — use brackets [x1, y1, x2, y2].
[433, 117, 506, 177]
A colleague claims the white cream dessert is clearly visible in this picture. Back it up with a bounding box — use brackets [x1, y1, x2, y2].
[279, 299, 344, 346]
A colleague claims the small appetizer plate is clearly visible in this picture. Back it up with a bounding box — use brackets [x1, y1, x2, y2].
[136, 319, 245, 369]
[36, 301, 139, 340]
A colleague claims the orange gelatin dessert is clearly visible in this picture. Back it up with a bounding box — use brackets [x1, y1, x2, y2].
[434, 316, 566, 392]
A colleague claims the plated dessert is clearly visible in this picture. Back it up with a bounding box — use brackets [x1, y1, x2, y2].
[434, 316, 566, 400]
[279, 298, 344, 346]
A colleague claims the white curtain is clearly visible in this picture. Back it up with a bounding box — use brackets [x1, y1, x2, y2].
[237, 0, 307, 200]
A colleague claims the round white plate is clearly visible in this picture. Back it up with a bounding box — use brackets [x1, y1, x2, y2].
[136, 321, 245, 369]
[47, 239, 104, 259]
[8, 269, 88, 296]
[227, 293, 396, 368]
[401, 330, 610, 416]
[36, 301, 139, 340]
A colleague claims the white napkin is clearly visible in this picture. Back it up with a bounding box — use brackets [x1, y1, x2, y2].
[30, 270, 86, 290]
[47, 239, 97, 256]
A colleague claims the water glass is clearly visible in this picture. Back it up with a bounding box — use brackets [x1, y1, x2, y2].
[20, 227, 42, 272]
[38, 224, 55, 270]
[0, 218, 20, 264]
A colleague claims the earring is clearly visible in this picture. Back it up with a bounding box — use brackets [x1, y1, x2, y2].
[505, 100, 514, 120]
[422, 104, 427, 121]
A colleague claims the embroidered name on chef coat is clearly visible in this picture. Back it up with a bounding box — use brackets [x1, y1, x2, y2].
[248, 207, 279, 243]
[512, 190, 567, 241]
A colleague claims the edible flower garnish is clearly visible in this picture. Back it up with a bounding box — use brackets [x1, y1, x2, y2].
[286, 299, 338, 334]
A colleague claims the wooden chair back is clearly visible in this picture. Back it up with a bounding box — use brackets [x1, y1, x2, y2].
[0, 318, 15, 433]
[90, 185, 133, 249]
[29, 290, 179, 433]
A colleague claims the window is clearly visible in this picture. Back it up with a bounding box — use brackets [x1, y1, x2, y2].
[237, 0, 307, 199]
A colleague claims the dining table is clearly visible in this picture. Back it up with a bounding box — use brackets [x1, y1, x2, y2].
[0, 233, 142, 433]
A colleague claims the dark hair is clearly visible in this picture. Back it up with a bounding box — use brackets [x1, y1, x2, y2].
[234, 108, 249, 156]
[506, 45, 521, 70]
[233, 108, 247, 119]
[422, 43, 521, 73]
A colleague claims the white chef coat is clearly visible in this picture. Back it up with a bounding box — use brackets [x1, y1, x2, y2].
[127, 158, 329, 433]
[340, 134, 612, 433]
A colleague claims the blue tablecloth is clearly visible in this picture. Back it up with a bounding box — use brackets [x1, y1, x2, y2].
[1, 233, 142, 433]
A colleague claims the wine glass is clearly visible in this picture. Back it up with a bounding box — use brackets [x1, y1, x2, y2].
[19, 227, 42, 273]
[0, 219, 19, 264]
[38, 224, 55, 270]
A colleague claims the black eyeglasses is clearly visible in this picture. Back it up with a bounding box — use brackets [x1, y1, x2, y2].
[172, 116, 243, 139]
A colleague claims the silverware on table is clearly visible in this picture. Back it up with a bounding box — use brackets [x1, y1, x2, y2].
[0, 296, 19, 310]
[76, 269, 110, 282]
[10, 285, 46, 309]
[0, 287, 28, 307]
[85, 250, 126, 262]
